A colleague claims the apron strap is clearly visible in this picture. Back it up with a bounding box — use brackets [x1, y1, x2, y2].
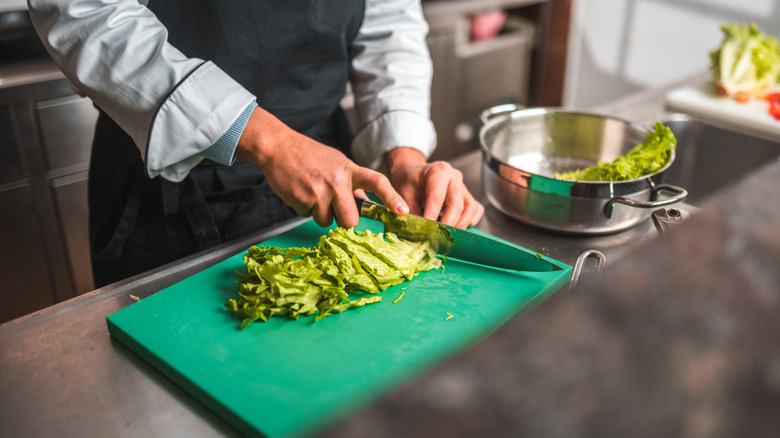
[91, 154, 143, 263]
[167, 177, 223, 251]
[159, 177, 181, 215]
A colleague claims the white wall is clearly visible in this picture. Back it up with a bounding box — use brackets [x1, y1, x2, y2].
[564, 0, 780, 108]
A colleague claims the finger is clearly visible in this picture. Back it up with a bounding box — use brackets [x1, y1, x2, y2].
[421, 164, 454, 220]
[311, 201, 334, 228]
[453, 195, 474, 229]
[332, 191, 360, 229]
[456, 197, 484, 229]
[288, 199, 313, 218]
[397, 183, 423, 216]
[471, 202, 486, 227]
[353, 167, 409, 215]
[353, 188, 368, 199]
[438, 184, 464, 227]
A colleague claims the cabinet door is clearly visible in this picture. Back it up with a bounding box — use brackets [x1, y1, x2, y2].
[36, 95, 98, 171]
[51, 171, 94, 296]
[427, 20, 460, 161]
[0, 106, 25, 184]
[35, 94, 98, 297]
[458, 34, 527, 116]
[0, 184, 56, 323]
[1, 80, 97, 322]
[455, 19, 535, 154]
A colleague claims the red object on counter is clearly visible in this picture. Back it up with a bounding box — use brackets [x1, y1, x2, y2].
[765, 92, 780, 121]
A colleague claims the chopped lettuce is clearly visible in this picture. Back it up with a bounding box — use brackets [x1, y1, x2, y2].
[225, 227, 442, 329]
[709, 22, 780, 99]
[555, 122, 676, 182]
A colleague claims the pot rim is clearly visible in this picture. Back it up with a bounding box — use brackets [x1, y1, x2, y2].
[477, 107, 676, 190]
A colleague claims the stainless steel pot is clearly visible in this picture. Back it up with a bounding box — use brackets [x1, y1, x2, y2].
[478, 104, 688, 234]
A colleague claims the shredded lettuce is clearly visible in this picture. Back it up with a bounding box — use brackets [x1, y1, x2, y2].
[555, 122, 676, 182]
[709, 22, 780, 99]
[225, 227, 442, 329]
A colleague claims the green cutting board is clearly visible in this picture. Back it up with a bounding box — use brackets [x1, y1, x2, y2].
[107, 219, 571, 438]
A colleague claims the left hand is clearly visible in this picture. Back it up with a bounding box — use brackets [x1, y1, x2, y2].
[381, 147, 485, 229]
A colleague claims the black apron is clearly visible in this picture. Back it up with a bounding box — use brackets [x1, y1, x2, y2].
[89, 0, 365, 287]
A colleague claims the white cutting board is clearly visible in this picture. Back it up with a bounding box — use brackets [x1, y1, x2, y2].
[665, 81, 780, 139]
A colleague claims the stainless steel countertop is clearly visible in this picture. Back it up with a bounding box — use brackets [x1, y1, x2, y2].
[0, 155, 686, 437]
[0, 223, 301, 437]
[0, 73, 770, 437]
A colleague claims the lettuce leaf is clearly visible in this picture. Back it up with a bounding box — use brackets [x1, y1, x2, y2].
[555, 122, 676, 182]
[225, 227, 442, 329]
[363, 204, 454, 253]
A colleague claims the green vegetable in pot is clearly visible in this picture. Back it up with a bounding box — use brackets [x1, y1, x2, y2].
[709, 22, 780, 100]
[225, 227, 442, 329]
[555, 122, 676, 182]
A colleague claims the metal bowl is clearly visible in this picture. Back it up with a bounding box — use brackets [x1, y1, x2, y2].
[478, 104, 688, 234]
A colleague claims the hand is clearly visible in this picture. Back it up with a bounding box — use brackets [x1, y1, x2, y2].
[235, 107, 409, 228]
[384, 147, 485, 229]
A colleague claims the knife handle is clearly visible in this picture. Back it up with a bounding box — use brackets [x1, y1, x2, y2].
[354, 195, 378, 217]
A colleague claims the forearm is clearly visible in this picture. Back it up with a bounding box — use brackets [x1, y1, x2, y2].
[234, 106, 291, 170]
[28, 0, 254, 181]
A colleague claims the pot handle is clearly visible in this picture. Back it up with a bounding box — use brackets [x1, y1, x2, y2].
[604, 184, 688, 219]
[569, 249, 607, 290]
[479, 103, 524, 124]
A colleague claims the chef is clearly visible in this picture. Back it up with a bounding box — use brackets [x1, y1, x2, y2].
[28, 0, 484, 287]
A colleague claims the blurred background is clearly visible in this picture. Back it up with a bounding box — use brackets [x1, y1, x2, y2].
[565, 0, 780, 108]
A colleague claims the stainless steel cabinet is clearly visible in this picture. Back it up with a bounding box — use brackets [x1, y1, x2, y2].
[37, 95, 96, 171]
[425, 6, 536, 161]
[456, 18, 533, 120]
[50, 171, 93, 296]
[0, 77, 98, 323]
[0, 183, 56, 319]
[426, 18, 462, 160]
[0, 106, 25, 184]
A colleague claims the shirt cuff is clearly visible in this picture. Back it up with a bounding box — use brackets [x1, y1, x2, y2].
[200, 101, 257, 165]
[145, 61, 256, 181]
[351, 110, 437, 169]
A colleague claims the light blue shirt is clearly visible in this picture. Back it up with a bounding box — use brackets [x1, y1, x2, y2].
[200, 101, 256, 165]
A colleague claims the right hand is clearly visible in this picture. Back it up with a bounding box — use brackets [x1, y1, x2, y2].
[235, 106, 409, 228]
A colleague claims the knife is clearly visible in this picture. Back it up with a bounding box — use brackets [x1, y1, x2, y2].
[354, 196, 563, 272]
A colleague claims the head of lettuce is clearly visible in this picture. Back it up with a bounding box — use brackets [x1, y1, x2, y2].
[710, 22, 780, 101]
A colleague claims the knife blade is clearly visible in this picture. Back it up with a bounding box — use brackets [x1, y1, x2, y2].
[354, 196, 563, 272]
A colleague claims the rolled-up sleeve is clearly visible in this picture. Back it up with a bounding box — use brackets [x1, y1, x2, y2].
[27, 0, 255, 181]
[349, 0, 437, 169]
